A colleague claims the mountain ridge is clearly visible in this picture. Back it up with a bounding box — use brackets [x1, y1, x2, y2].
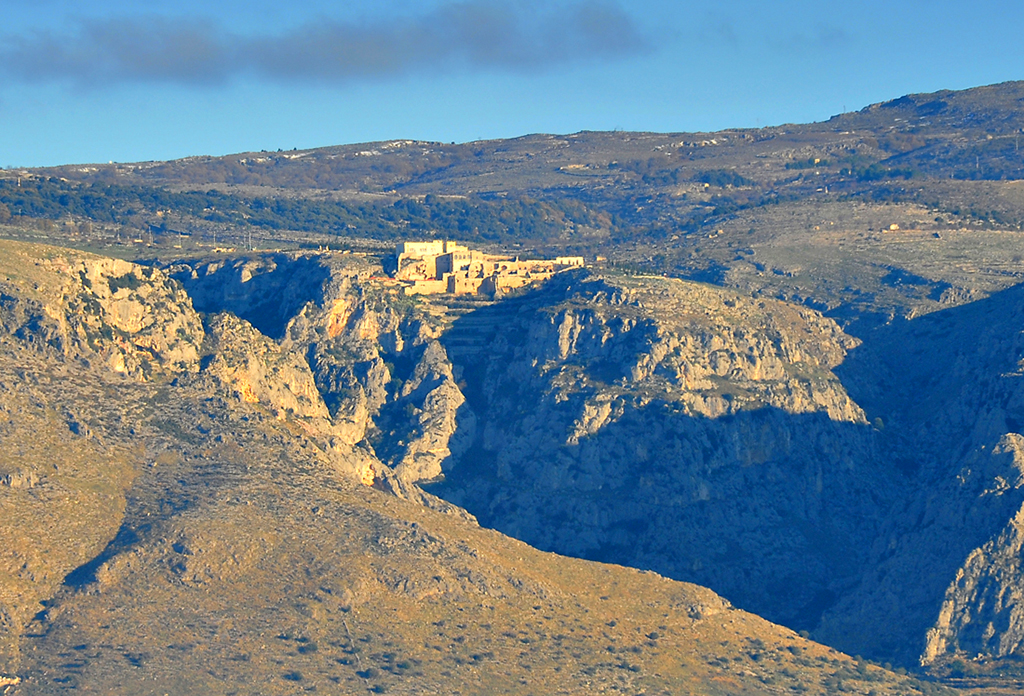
[7, 79, 1024, 692]
[0, 239, 947, 695]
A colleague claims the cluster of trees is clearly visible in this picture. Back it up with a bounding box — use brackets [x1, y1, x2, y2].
[785, 158, 830, 170]
[0, 178, 614, 246]
[839, 163, 918, 181]
[610, 157, 685, 186]
[384, 195, 610, 242]
[103, 148, 470, 191]
[0, 179, 219, 222]
[609, 159, 758, 188]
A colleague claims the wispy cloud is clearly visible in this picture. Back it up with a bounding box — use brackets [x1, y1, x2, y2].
[783, 24, 852, 52]
[0, 1, 649, 87]
[693, 8, 853, 57]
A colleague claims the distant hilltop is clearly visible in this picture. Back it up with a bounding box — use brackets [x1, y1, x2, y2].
[392, 240, 583, 296]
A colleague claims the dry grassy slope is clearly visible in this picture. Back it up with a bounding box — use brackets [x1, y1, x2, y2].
[32, 82, 1024, 193]
[15, 426, 929, 696]
[0, 353, 137, 674]
[0, 242, 946, 694]
[672, 196, 1024, 332]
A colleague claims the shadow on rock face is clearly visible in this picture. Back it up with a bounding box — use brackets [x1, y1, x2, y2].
[427, 272, 895, 641]
[169, 254, 333, 340]
[818, 281, 1024, 665]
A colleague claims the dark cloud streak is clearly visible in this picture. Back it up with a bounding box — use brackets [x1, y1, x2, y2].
[0, 1, 649, 87]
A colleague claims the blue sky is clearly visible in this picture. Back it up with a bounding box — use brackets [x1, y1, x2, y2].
[2, 0, 1022, 167]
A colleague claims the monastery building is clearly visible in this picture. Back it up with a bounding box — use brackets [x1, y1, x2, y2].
[393, 241, 583, 296]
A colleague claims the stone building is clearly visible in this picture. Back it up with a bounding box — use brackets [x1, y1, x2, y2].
[392, 240, 584, 296]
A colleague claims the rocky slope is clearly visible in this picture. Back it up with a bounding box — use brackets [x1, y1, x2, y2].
[815, 283, 1024, 668]
[0, 242, 383, 675]
[164, 249, 1024, 674]
[417, 266, 1024, 676]
[0, 242, 941, 695]
[429, 270, 898, 634]
[15, 79, 1024, 690]
[0, 241, 203, 674]
[19, 237, 1024, 687]
[168, 253, 897, 643]
[162, 247, 1024, 680]
[0, 242, 203, 378]
[169, 253, 472, 486]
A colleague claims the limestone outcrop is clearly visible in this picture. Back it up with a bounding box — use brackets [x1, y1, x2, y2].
[171, 252, 472, 486]
[0, 247, 203, 379]
[434, 271, 891, 631]
[202, 312, 331, 423]
[815, 282, 1024, 667]
[922, 495, 1024, 663]
[379, 340, 475, 483]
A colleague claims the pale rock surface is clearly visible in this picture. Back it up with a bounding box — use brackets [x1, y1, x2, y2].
[388, 341, 476, 483]
[203, 312, 330, 422]
[170, 253, 471, 485]
[0, 255, 207, 378]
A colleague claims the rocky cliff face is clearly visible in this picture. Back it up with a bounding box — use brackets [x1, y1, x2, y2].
[170, 253, 472, 486]
[196, 311, 383, 487]
[815, 283, 1024, 667]
[429, 271, 895, 632]
[202, 311, 331, 424]
[922, 478, 1024, 663]
[0, 244, 203, 378]
[158, 250, 1024, 674]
